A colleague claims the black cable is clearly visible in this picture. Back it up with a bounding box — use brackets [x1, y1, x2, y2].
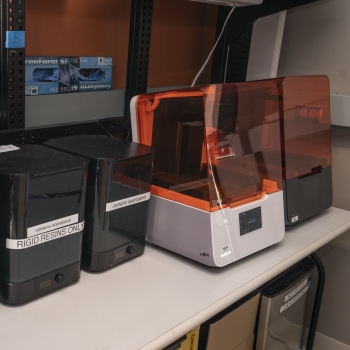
[97, 119, 113, 137]
[97, 118, 131, 141]
[307, 252, 325, 350]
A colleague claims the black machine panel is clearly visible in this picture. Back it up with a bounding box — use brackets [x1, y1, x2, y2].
[283, 166, 333, 225]
[44, 135, 154, 272]
[0, 144, 88, 304]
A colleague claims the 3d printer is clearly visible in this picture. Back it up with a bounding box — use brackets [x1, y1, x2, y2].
[131, 81, 285, 267]
[270, 75, 332, 225]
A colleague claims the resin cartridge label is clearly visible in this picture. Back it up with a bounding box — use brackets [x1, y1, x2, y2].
[105, 192, 150, 212]
[27, 214, 79, 237]
[6, 221, 85, 250]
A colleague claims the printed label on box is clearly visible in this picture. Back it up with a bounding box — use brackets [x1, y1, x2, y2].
[291, 215, 298, 223]
[106, 192, 150, 212]
[27, 214, 79, 237]
[25, 56, 70, 95]
[70, 56, 113, 92]
[280, 281, 311, 313]
[285, 279, 307, 302]
[7, 221, 85, 250]
[25, 86, 39, 96]
[98, 57, 113, 65]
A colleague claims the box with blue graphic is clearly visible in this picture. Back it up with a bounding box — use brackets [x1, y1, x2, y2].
[70, 57, 113, 92]
[25, 57, 70, 95]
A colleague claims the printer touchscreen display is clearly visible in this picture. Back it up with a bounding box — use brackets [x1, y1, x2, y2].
[239, 207, 262, 235]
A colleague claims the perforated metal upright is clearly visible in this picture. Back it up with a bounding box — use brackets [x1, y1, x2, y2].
[0, 0, 25, 130]
[124, 0, 154, 116]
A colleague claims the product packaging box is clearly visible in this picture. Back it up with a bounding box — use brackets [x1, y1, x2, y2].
[198, 293, 260, 350]
[70, 56, 112, 92]
[178, 326, 200, 350]
[25, 56, 70, 95]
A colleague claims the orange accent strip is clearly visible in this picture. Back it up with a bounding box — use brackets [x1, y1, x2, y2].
[151, 179, 281, 212]
[137, 99, 154, 146]
[262, 178, 280, 193]
[147, 90, 203, 100]
[211, 203, 228, 212]
[137, 90, 204, 146]
[151, 185, 229, 212]
[151, 185, 212, 212]
[229, 192, 265, 209]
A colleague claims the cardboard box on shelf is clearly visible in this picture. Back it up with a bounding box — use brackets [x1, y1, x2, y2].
[205, 293, 260, 350]
[25, 56, 70, 95]
[179, 326, 200, 350]
[70, 56, 112, 92]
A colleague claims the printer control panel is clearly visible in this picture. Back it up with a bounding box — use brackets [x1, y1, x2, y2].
[239, 207, 262, 236]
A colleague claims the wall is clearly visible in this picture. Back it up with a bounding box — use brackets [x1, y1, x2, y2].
[26, 0, 131, 89]
[278, 0, 350, 95]
[316, 127, 350, 346]
[278, 0, 350, 346]
[149, 0, 217, 87]
[26, 0, 218, 90]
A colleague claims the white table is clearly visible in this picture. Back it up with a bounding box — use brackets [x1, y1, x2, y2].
[1, 207, 350, 350]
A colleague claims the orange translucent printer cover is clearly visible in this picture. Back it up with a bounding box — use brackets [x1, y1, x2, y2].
[135, 82, 283, 212]
[271, 76, 331, 180]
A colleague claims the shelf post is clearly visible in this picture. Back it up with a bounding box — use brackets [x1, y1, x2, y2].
[124, 0, 154, 117]
[0, 0, 26, 130]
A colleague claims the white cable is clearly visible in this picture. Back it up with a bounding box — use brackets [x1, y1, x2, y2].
[191, 6, 235, 87]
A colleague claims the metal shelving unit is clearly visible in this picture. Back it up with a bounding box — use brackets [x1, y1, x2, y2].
[0, 0, 320, 130]
[124, 0, 154, 116]
[0, 0, 153, 130]
[0, 0, 25, 130]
